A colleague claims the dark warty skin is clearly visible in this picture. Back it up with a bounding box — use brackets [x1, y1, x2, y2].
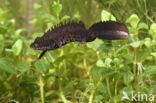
[30, 21, 129, 60]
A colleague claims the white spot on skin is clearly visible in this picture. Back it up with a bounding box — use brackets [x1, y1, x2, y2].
[98, 30, 129, 40]
[102, 30, 129, 36]
[116, 31, 129, 36]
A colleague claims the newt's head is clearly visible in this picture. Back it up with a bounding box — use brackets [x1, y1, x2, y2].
[30, 37, 55, 50]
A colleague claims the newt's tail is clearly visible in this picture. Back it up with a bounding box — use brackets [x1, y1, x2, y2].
[89, 21, 129, 40]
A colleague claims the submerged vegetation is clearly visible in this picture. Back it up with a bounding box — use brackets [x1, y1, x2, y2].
[0, 0, 156, 103]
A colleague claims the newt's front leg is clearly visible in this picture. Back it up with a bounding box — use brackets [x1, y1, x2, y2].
[37, 50, 47, 60]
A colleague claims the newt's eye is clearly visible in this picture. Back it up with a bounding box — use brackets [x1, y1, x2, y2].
[34, 43, 39, 47]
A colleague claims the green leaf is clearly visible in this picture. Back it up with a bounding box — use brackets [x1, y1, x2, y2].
[0, 26, 7, 34]
[150, 85, 156, 93]
[73, 11, 80, 19]
[61, 15, 70, 22]
[130, 41, 141, 48]
[95, 95, 104, 101]
[34, 60, 50, 74]
[87, 39, 103, 49]
[145, 66, 156, 74]
[5, 19, 15, 27]
[0, 58, 16, 74]
[151, 52, 156, 58]
[45, 23, 53, 32]
[99, 68, 117, 78]
[52, 2, 62, 15]
[96, 59, 105, 67]
[34, 3, 41, 10]
[0, 36, 4, 53]
[123, 71, 134, 85]
[149, 23, 156, 33]
[12, 39, 23, 56]
[126, 14, 140, 28]
[0, 8, 8, 21]
[101, 10, 116, 21]
[17, 63, 30, 72]
[144, 38, 152, 48]
[29, 18, 37, 24]
[15, 29, 25, 36]
[149, 23, 156, 39]
[54, 55, 67, 65]
[42, 13, 57, 23]
[113, 58, 120, 64]
[0, 46, 3, 53]
[104, 58, 112, 67]
[90, 68, 101, 85]
[137, 22, 148, 30]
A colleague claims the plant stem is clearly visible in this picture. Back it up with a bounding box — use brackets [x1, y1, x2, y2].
[89, 89, 94, 103]
[133, 48, 137, 76]
[39, 74, 45, 103]
[58, 78, 69, 103]
[114, 77, 119, 103]
[60, 91, 68, 103]
[106, 77, 112, 99]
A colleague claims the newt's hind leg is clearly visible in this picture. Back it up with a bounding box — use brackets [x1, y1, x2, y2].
[76, 39, 86, 48]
